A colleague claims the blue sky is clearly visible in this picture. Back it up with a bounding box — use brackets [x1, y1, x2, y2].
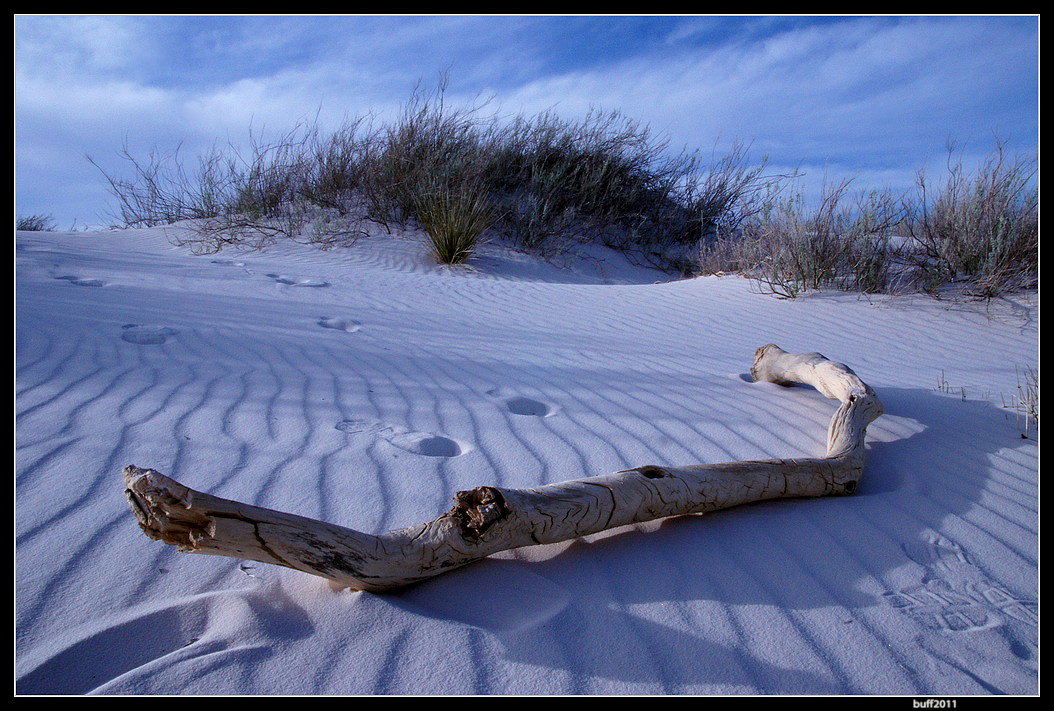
[15, 15, 1039, 230]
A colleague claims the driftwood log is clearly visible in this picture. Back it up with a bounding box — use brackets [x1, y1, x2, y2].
[123, 345, 883, 592]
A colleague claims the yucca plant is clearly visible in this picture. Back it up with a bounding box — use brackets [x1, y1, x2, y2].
[413, 181, 498, 265]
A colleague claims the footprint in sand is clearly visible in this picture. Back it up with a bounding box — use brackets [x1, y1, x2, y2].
[318, 316, 362, 333]
[486, 387, 558, 417]
[335, 418, 466, 457]
[265, 273, 329, 287]
[883, 532, 1038, 632]
[121, 324, 177, 345]
[55, 275, 108, 287]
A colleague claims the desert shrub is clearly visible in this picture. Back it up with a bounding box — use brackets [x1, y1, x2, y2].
[484, 110, 677, 251]
[91, 76, 779, 270]
[836, 188, 909, 294]
[16, 214, 57, 231]
[88, 142, 224, 228]
[91, 78, 780, 268]
[904, 141, 1037, 296]
[687, 141, 786, 239]
[163, 128, 312, 253]
[298, 118, 371, 216]
[480, 112, 783, 273]
[697, 141, 1037, 300]
[700, 179, 905, 298]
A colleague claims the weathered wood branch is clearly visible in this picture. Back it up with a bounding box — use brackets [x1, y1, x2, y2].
[123, 344, 883, 592]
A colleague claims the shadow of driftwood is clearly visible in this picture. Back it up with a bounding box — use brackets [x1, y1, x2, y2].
[387, 385, 1037, 692]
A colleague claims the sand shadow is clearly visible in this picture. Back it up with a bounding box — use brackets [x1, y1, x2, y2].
[388, 386, 1037, 691]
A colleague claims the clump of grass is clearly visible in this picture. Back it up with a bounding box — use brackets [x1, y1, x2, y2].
[413, 180, 498, 265]
[16, 214, 57, 231]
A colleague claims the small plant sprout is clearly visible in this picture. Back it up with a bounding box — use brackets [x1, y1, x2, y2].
[1002, 366, 1038, 438]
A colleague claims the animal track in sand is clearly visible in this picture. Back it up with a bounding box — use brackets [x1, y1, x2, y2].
[265, 273, 329, 287]
[883, 532, 1037, 632]
[486, 387, 558, 417]
[318, 316, 362, 333]
[335, 418, 466, 457]
[55, 275, 108, 287]
[121, 324, 177, 345]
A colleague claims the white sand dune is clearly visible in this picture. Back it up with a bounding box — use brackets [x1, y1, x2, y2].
[15, 225, 1038, 695]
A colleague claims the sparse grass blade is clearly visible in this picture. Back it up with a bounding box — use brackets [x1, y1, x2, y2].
[16, 214, 57, 231]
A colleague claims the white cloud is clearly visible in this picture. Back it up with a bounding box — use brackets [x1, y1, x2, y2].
[485, 17, 1035, 163]
[16, 16, 149, 77]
